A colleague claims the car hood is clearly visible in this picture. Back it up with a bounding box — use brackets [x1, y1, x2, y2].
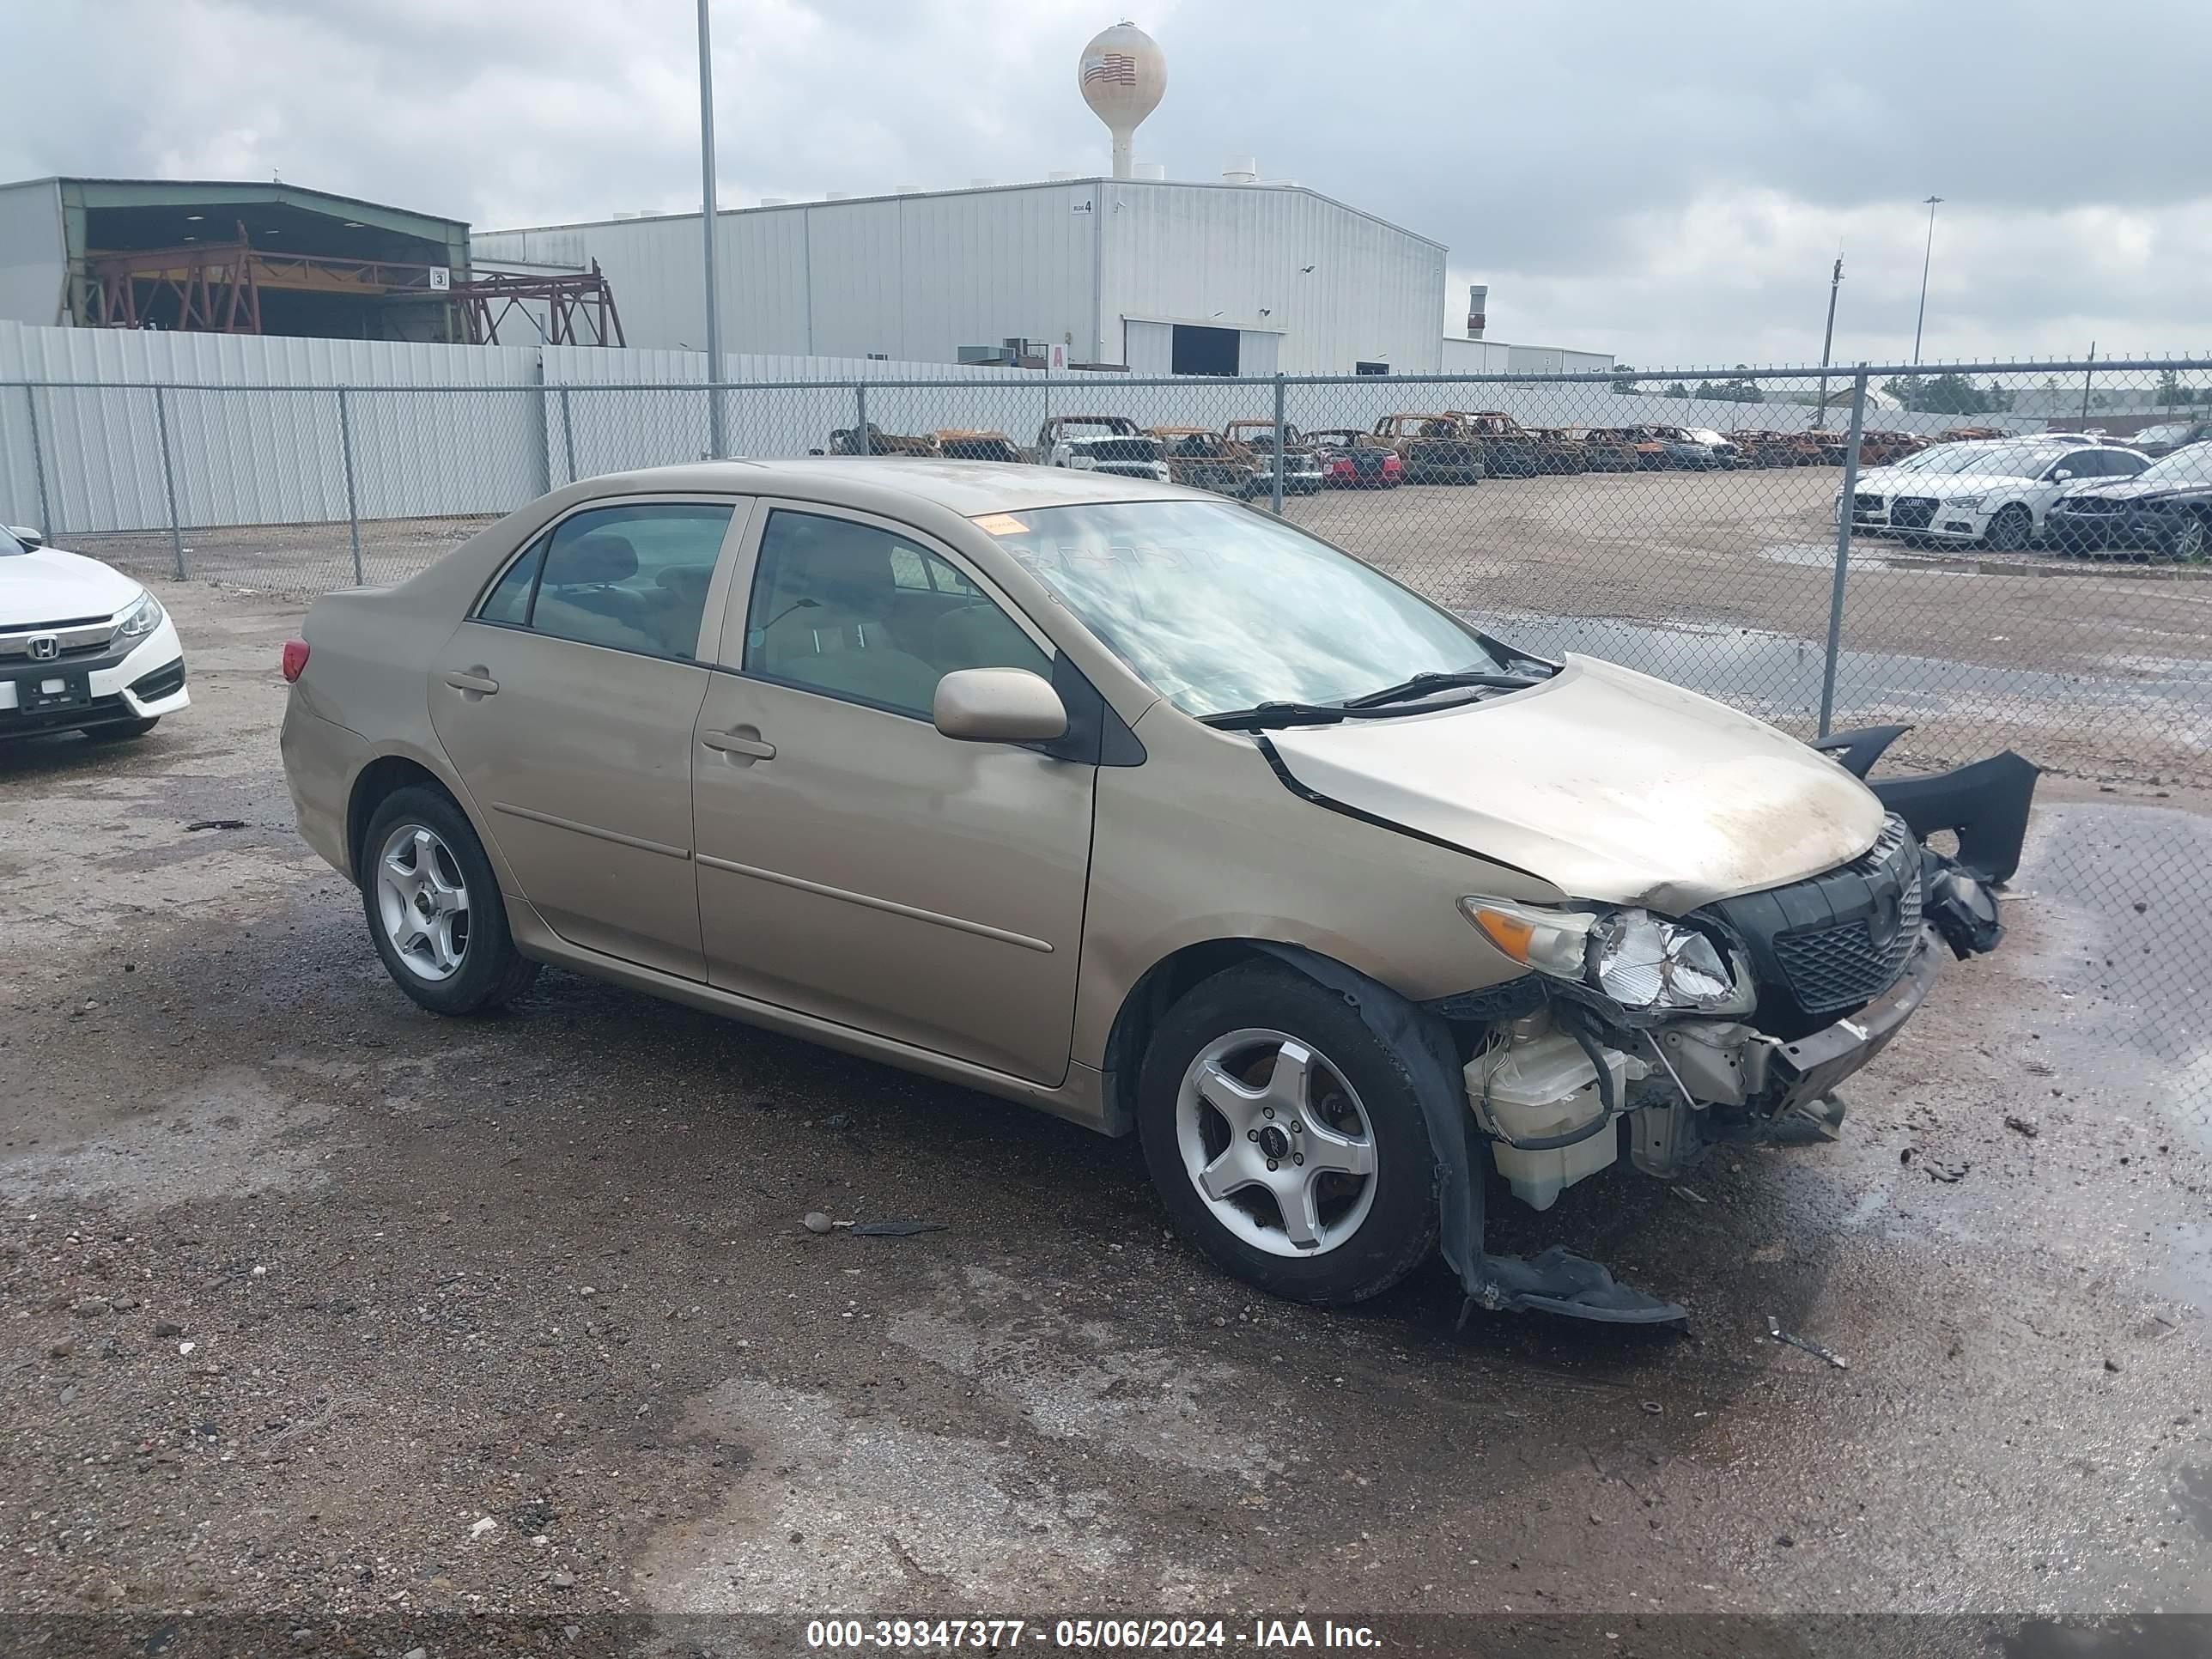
[1863, 470, 2039, 496]
[1265, 655, 1884, 913]
[2057, 478, 2211, 506]
[1, 545, 143, 626]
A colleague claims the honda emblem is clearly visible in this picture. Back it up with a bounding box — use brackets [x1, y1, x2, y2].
[27, 634, 59, 661]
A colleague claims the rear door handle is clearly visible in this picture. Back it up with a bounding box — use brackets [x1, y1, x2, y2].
[702, 729, 776, 760]
[442, 669, 499, 696]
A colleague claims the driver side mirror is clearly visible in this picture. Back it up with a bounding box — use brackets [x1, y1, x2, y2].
[2051, 467, 2078, 482]
[933, 667, 1067, 744]
[6, 524, 46, 548]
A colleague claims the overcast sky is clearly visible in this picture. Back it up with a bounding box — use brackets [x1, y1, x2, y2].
[4, 0, 2209, 368]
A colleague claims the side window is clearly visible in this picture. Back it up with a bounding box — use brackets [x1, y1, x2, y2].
[743, 509, 1051, 720]
[2102, 449, 2148, 477]
[477, 538, 544, 625]
[526, 501, 733, 659]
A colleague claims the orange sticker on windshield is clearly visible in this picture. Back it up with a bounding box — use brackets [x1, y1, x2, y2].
[971, 513, 1030, 536]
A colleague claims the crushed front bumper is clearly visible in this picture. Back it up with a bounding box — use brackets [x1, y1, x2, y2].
[1768, 933, 1940, 1111]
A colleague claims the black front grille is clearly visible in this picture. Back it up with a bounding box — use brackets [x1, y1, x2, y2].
[1851, 492, 1884, 519]
[1774, 852, 1923, 1015]
[1890, 495, 1937, 530]
[2063, 497, 2124, 515]
[1698, 815, 1925, 1039]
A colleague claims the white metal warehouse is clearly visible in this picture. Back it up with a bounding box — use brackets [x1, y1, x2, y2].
[472, 177, 1449, 377]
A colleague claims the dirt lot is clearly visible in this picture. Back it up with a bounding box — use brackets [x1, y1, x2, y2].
[78, 466, 2212, 788]
[0, 582, 2206, 1650]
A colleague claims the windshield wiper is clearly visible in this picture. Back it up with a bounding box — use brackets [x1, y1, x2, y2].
[1341, 668, 1547, 709]
[1199, 701, 1348, 732]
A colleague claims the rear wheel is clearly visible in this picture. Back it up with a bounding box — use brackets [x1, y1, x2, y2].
[1137, 962, 1439, 1305]
[1984, 504, 2033, 552]
[360, 786, 538, 1015]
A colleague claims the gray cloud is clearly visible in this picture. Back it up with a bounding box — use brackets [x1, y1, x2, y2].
[3, 0, 2207, 367]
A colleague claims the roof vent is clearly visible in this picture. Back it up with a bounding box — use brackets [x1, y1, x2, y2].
[1133, 161, 1166, 181]
[1223, 156, 1258, 184]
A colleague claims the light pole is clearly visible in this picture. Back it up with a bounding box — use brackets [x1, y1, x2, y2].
[1911, 195, 1942, 368]
[696, 0, 726, 458]
[1816, 253, 1843, 421]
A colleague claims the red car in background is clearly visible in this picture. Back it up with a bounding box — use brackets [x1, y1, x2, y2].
[1306, 428, 1405, 489]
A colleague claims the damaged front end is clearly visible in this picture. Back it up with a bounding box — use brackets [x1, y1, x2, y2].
[1429, 742, 2034, 1318]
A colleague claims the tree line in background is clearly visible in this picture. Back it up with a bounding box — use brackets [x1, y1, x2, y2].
[1601, 367, 2209, 416]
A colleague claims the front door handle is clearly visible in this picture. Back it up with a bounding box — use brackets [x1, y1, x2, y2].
[702, 728, 776, 760]
[443, 668, 499, 696]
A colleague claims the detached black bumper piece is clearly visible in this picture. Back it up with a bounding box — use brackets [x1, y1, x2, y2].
[1812, 728, 2039, 885]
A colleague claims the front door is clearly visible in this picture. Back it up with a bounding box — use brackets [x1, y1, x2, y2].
[430, 496, 748, 981]
[692, 502, 1094, 1084]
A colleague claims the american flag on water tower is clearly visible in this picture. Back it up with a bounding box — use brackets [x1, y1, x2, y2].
[1082, 52, 1138, 86]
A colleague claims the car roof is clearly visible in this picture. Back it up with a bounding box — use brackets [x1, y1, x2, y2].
[570, 456, 1197, 516]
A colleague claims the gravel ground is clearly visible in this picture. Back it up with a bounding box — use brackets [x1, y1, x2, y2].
[1, 581, 2206, 1650]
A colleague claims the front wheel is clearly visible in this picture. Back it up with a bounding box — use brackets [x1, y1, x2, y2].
[360, 786, 539, 1015]
[2173, 514, 2208, 562]
[1137, 962, 1439, 1306]
[1984, 504, 2033, 552]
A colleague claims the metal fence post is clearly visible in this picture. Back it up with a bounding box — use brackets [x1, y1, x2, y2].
[529, 360, 553, 498]
[1271, 372, 1286, 514]
[23, 383, 53, 538]
[559, 386, 577, 484]
[854, 383, 870, 455]
[337, 386, 365, 586]
[1816, 368, 1869, 739]
[153, 386, 187, 579]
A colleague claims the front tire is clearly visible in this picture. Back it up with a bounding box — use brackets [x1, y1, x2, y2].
[360, 786, 538, 1015]
[1137, 962, 1439, 1306]
[1984, 504, 2033, 552]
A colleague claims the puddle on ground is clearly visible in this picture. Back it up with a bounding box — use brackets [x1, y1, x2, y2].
[2152, 1220, 2212, 1316]
[1759, 540, 1905, 572]
[2174, 1466, 2212, 1543]
[1474, 609, 2212, 732]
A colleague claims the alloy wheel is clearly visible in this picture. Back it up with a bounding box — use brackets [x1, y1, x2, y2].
[1176, 1028, 1378, 1257]
[374, 823, 471, 981]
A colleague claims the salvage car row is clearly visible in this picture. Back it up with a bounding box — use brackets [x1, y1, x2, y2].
[1842, 436, 2212, 557]
[814, 410, 2105, 496]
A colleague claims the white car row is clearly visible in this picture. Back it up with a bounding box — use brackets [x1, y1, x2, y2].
[1835, 434, 2149, 551]
[1, 525, 190, 744]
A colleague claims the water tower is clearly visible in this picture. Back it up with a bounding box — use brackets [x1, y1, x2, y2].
[1079, 21, 1166, 180]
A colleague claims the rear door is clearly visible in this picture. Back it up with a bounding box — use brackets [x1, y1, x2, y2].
[429, 496, 749, 980]
[690, 501, 1096, 1083]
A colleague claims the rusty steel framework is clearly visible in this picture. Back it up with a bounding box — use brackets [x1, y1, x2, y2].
[84, 233, 626, 348]
[456, 263, 626, 348]
[87, 234, 265, 332]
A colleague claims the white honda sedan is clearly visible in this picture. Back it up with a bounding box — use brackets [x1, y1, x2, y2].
[1836, 438, 2148, 550]
[1, 525, 188, 743]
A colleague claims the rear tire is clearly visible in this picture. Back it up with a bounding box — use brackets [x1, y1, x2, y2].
[360, 785, 538, 1016]
[1137, 961, 1439, 1306]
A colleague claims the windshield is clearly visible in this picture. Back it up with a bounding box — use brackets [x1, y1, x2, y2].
[1901, 443, 2061, 479]
[2136, 442, 2212, 487]
[0, 526, 24, 556]
[2133, 423, 2192, 448]
[975, 500, 1504, 717]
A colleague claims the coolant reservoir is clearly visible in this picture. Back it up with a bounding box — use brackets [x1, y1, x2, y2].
[1465, 1018, 1639, 1212]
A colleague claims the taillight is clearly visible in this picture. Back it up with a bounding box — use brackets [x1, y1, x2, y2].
[281, 639, 309, 683]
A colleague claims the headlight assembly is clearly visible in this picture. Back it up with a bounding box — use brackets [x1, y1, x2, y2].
[1943, 494, 1985, 509]
[1462, 897, 1755, 1015]
[117, 591, 164, 639]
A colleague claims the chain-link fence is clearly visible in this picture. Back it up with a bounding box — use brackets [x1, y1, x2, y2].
[6, 358, 2209, 1118]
